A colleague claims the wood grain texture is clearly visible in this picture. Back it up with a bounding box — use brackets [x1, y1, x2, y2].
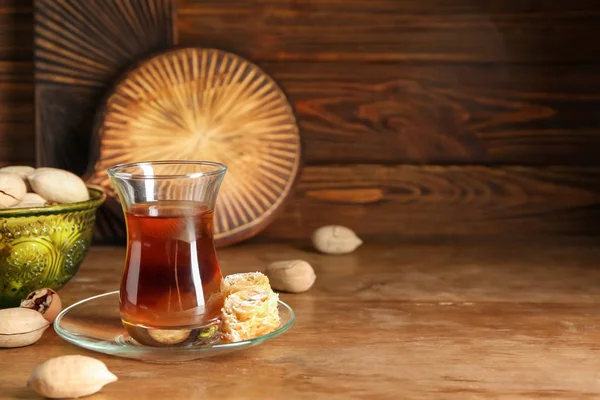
[34, 0, 176, 175]
[265, 62, 600, 165]
[0, 1, 33, 60]
[87, 47, 300, 246]
[0, 0, 597, 240]
[0, 1, 35, 165]
[2, 241, 600, 399]
[175, 0, 600, 166]
[264, 165, 600, 238]
[177, 0, 600, 64]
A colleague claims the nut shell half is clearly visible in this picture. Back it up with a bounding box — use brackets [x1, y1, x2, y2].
[266, 260, 316, 293]
[27, 355, 118, 398]
[28, 169, 89, 204]
[0, 172, 27, 207]
[0, 308, 49, 334]
[0, 308, 50, 348]
[0, 325, 49, 348]
[20, 288, 62, 323]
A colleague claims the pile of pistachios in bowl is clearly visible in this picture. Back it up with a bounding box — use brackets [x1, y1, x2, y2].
[0, 166, 89, 209]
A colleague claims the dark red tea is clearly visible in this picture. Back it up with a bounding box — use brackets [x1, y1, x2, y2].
[120, 200, 223, 335]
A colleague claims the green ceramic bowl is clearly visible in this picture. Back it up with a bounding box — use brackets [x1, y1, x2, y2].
[0, 187, 106, 308]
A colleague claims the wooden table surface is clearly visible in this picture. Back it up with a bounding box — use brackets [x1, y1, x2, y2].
[2, 239, 600, 399]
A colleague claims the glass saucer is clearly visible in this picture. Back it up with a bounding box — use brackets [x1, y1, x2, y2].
[54, 291, 295, 363]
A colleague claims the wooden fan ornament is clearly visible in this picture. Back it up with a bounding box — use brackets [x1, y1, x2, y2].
[86, 48, 301, 246]
[34, 0, 176, 175]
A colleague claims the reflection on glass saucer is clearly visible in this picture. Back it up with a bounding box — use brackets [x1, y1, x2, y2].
[54, 291, 294, 363]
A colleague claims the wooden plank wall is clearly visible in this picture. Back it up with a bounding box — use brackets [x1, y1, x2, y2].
[0, 0, 34, 165]
[2, 0, 600, 239]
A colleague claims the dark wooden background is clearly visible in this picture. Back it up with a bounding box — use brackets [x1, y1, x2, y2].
[2, 0, 600, 239]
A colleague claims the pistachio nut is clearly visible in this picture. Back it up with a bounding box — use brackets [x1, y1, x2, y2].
[0, 308, 50, 348]
[266, 260, 316, 293]
[0, 172, 27, 207]
[28, 169, 89, 204]
[27, 355, 118, 398]
[311, 225, 363, 255]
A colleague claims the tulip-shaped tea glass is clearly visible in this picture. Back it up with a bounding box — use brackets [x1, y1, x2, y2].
[108, 161, 227, 347]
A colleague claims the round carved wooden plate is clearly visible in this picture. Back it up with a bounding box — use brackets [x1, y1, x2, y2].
[86, 48, 301, 247]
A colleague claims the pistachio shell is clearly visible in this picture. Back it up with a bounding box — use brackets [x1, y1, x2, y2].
[0, 165, 34, 179]
[27, 355, 118, 399]
[11, 193, 48, 208]
[28, 169, 89, 204]
[0, 172, 27, 207]
[0, 166, 35, 191]
[0, 326, 48, 348]
[27, 167, 62, 177]
[266, 260, 316, 293]
[311, 225, 363, 255]
[0, 308, 49, 334]
[0, 308, 50, 348]
[20, 288, 62, 323]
